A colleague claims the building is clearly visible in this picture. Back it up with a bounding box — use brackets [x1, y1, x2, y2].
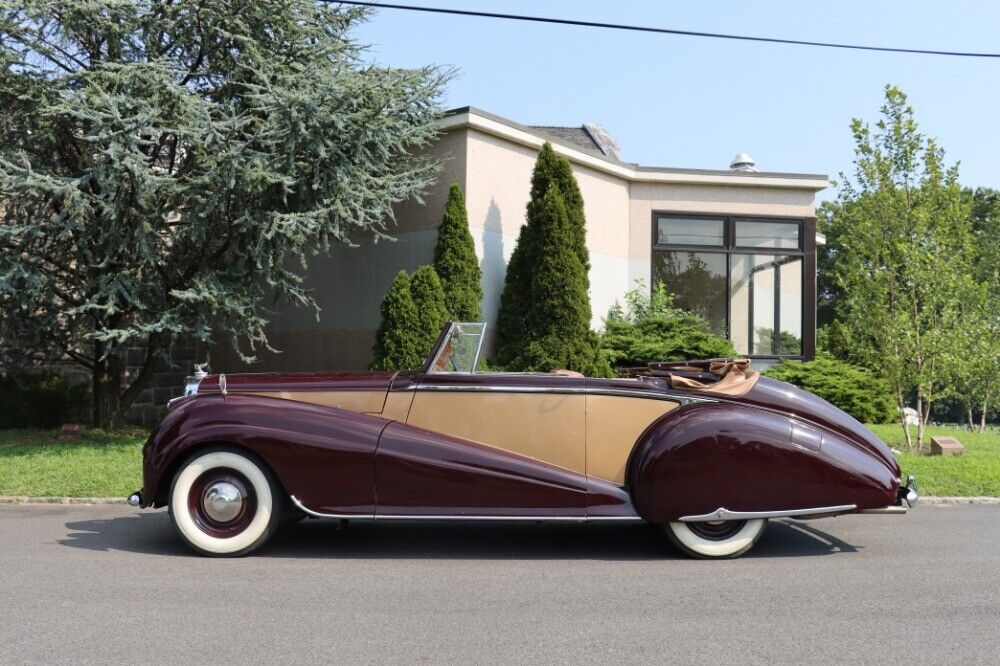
[212, 106, 828, 373]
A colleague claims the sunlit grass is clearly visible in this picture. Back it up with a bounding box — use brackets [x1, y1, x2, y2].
[0, 428, 146, 497]
[868, 423, 1000, 497]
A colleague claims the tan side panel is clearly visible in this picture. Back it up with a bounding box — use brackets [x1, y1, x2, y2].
[380, 391, 415, 421]
[586, 395, 679, 485]
[247, 390, 386, 414]
[407, 392, 586, 474]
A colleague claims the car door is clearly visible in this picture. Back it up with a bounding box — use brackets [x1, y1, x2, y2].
[374, 372, 588, 517]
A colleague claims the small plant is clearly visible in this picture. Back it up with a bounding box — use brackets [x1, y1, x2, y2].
[602, 282, 735, 369]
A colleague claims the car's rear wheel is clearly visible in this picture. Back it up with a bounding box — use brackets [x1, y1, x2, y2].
[664, 518, 767, 559]
[168, 448, 282, 557]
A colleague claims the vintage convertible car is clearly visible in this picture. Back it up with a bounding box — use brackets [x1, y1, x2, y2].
[129, 322, 917, 559]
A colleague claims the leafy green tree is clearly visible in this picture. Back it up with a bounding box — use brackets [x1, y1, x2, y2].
[433, 183, 482, 321]
[495, 143, 591, 364]
[764, 356, 896, 424]
[602, 282, 735, 368]
[952, 188, 1000, 430]
[827, 85, 973, 448]
[502, 186, 609, 375]
[0, 0, 446, 427]
[410, 265, 449, 356]
[371, 271, 423, 371]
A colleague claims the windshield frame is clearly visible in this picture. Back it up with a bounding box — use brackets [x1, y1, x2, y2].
[421, 322, 488, 374]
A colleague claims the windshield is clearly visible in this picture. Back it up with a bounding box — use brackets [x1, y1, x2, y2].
[427, 322, 487, 373]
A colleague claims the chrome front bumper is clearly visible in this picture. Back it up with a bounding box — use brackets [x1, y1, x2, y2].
[860, 475, 917, 514]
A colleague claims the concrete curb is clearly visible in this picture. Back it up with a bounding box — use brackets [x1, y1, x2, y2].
[1, 496, 999, 506]
[0, 496, 127, 505]
[920, 496, 1000, 505]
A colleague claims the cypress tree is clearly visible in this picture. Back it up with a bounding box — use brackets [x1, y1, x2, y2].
[504, 186, 610, 375]
[371, 271, 422, 370]
[496, 142, 602, 372]
[433, 183, 483, 321]
[410, 265, 450, 355]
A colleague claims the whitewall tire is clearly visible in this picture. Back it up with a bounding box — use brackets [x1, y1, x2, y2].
[168, 448, 282, 557]
[665, 519, 767, 559]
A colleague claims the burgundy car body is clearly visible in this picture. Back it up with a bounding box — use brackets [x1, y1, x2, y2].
[139, 328, 908, 527]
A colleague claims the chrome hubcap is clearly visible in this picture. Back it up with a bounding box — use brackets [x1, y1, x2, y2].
[202, 482, 244, 523]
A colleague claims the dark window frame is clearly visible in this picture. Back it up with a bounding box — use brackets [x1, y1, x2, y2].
[651, 212, 811, 360]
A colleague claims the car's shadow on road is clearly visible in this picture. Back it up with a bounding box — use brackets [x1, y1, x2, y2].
[61, 511, 859, 560]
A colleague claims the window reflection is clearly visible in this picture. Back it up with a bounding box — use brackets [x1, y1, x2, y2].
[651, 252, 728, 336]
[729, 255, 802, 355]
[656, 217, 725, 246]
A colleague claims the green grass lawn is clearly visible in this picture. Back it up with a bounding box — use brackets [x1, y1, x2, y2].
[868, 423, 1000, 497]
[0, 423, 997, 498]
[0, 428, 145, 498]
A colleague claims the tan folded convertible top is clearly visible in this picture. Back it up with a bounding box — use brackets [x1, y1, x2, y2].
[627, 358, 760, 397]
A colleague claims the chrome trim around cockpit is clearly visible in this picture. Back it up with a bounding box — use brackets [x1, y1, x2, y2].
[289, 495, 644, 522]
[679, 504, 858, 522]
[411, 383, 716, 406]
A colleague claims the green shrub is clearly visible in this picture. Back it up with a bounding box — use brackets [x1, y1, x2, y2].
[433, 183, 483, 321]
[410, 265, 450, 355]
[371, 271, 423, 371]
[494, 143, 607, 375]
[0, 372, 90, 428]
[602, 282, 735, 369]
[763, 356, 896, 423]
[498, 184, 609, 376]
[496, 142, 598, 368]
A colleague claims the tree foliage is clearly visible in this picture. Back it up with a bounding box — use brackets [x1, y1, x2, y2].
[371, 266, 448, 371]
[494, 143, 606, 375]
[495, 143, 592, 363]
[0, 0, 446, 426]
[371, 271, 422, 371]
[433, 183, 482, 321]
[764, 356, 896, 424]
[410, 265, 449, 356]
[602, 282, 735, 368]
[826, 85, 974, 447]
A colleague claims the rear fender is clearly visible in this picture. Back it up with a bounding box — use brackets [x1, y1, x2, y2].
[626, 403, 898, 523]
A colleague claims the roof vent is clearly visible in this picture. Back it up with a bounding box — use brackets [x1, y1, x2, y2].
[730, 153, 758, 172]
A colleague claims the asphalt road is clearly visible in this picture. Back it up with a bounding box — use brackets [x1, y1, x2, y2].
[0, 504, 997, 665]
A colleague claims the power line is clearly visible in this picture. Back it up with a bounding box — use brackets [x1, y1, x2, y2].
[330, 1, 1000, 59]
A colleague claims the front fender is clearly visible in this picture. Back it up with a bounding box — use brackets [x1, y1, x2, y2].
[626, 403, 898, 523]
[142, 393, 389, 515]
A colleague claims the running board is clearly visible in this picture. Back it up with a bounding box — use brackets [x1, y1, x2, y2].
[289, 495, 644, 522]
[679, 504, 857, 522]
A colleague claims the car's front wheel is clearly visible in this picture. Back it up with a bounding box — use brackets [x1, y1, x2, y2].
[169, 448, 282, 557]
[664, 519, 767, 559]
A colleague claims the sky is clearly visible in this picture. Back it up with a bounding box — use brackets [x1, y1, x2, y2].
[350, 0, 1000, 201]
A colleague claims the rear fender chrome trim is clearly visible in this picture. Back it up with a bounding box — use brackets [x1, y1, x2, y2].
[679, 504, 857, 522]
[859, 506, 908, 514]
[290, 496, 644, 522]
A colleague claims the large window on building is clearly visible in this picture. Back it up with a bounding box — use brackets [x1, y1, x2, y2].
[653, 214, 805, 358]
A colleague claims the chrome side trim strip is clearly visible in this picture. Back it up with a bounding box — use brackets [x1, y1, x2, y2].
[290, 496, 644, 522]
[412, 384, 715, 405]
[291, 495, 372, 519]
[679, 504, 857, 522]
